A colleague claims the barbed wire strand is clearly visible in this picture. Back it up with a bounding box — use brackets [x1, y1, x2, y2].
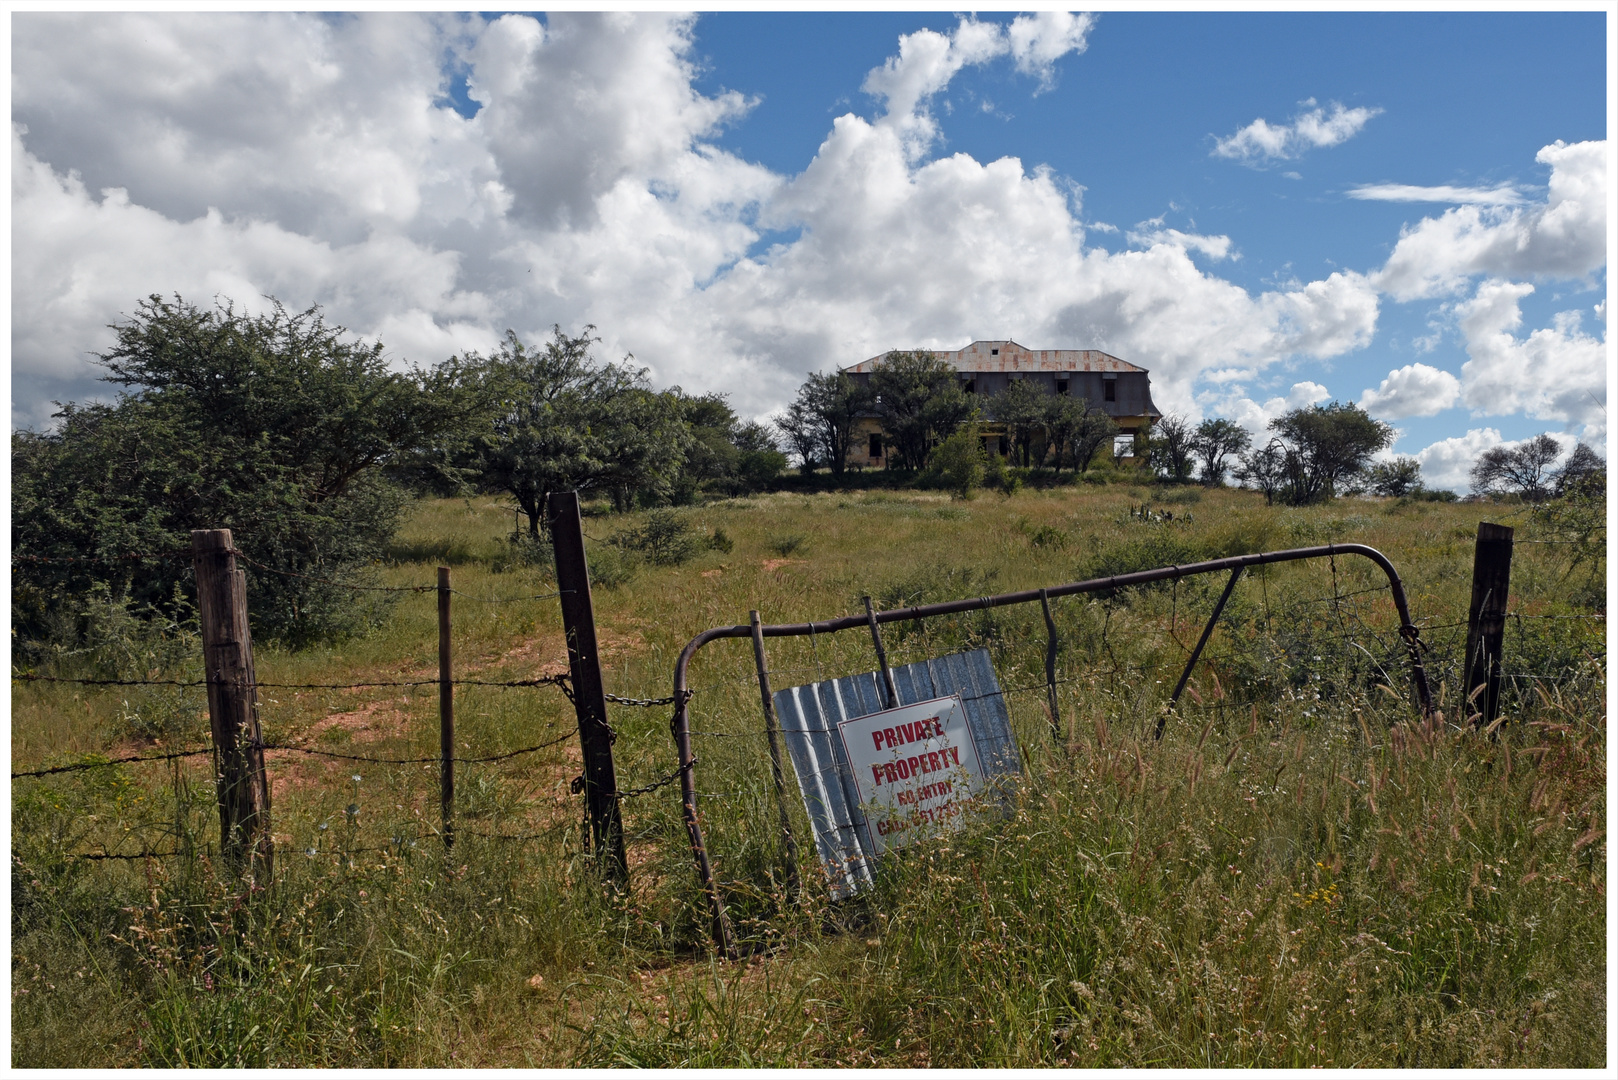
[12, 673, 571, 690]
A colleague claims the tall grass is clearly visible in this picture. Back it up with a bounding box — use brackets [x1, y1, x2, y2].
[12, 486, 1606, 1065]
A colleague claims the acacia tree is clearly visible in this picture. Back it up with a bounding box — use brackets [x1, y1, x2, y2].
[1366, 457, 1423, 497]
[1552, 443, 1605, 498]
[1235, 439, 1288, 505]
[1045, 395, 1117, 472]
[13, 294, 448, 646]
[1191, 418, 1251, 487]
[871, 350, 977, 471]
[665, 391, 785, 499]
[785, 370, 871, 476]
[990, 378, 1049, 467]
[1148, 413, 1197, 483]
[475, 327, 687, 534]
[1469, 433, 1564, 502]
[773, 400, 822, 474]
[1269, 401, 1393, 504]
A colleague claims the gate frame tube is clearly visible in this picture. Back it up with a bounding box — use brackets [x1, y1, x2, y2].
[670, 542, 1433, 956]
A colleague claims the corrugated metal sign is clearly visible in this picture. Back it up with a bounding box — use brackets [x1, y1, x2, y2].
[772, 648, 1021, 899]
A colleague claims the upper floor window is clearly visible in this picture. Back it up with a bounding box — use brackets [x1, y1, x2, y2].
[1056, 378, 1069, 396]
[1104, 380, 1116, 403]
[990, 348, 999, 355]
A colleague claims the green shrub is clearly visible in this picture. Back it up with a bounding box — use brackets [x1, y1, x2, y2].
[610, 509, 704, 566]
[768, 533, 808, 556]
[925, 429, 986, 499]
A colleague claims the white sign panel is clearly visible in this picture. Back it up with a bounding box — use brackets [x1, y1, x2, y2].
[836, 694, 985, 855]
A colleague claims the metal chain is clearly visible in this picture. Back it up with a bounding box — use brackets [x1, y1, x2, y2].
[613, 756, 697, 800]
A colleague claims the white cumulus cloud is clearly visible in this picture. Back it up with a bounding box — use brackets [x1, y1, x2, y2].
[12, 11, 1387, 434]
[1454, 279, 1608, 442]
[1006, 11, 1096, 90]
[1375, 140, 1608, 301]
[1212, 99, 1382, 165]
[1213, 381, 1333, 437]
[1411, 427, 1504, 491]
[1358, 363, 1462, 418]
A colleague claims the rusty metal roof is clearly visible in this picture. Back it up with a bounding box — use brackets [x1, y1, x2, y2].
[842, 339, 1147, 375]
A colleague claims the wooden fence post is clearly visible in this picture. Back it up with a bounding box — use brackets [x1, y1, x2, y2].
[547, 491, 629, 883]
[191, 529, 273, 877]
[439, 566, 454, 848]
[1465, 522, 1514, 728]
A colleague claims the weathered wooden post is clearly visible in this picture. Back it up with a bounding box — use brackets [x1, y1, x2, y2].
[1464, 522, 1513, 728]
[547, 491, 628, 883]
[750, 610, 800, 899]
[439, 566, 455, 848]
[191, 529, 273, 877]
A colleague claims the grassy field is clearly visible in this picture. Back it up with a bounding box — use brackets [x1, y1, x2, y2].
[11, 480, 1607, 1066]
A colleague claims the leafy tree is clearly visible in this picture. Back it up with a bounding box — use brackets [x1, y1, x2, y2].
[669, 391, 743, 503]
[1469, 433, 1563, 502]
[1191, 418, 1251, 487]
[989, 378, 1048, 467]
[787, 371, 871, 476]
[472, 327, 688, 532]
[1045, 395, 1117, 473]
[1148, 413, 1197, 483]
[665, 391, 785, 499]
[1552, 442, 1605, 499]
[773, 401, 822, 474]
[1269, 401, 1393, 505]
[13, 295, 446, 647]
[731, 420, 788, 492]
[870, 350, 976, 471]
[1234, 439, 1288, 506]
[1366, 457, 1424, 497]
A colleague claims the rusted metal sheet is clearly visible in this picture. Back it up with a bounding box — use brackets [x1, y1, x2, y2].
[842, 339, 1148, 375]
[772, 648, 1020, 899]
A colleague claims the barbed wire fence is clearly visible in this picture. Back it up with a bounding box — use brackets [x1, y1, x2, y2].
[11, 542, 690, 867]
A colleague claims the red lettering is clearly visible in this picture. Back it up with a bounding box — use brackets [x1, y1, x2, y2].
[871, 765, 885, 787]
[927, 750, 941, 772]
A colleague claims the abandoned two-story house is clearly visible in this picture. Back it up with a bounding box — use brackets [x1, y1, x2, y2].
[840, 340, 1162, 468]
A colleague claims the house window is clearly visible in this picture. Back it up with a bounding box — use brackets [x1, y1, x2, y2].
[990, 348, 999, 355]
[998, 435, 1009, 456]
[1104, 380, 1116, 403]
[963, 378, 976, 394]
[869, 433, 883, 458]
[1056, 378, 1069, 396]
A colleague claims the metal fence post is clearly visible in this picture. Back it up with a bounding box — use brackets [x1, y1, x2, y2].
[750, 610, 800, 899]
[191, 528, 273, 878]
[863, 596, 899, 709]
[1465, 522, 1513, 728]
[547, 491, 629, 883]
[439, 566, 455, 848]
[1039, 588, 1062, 741]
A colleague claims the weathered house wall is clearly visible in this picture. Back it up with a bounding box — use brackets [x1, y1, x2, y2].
[841, 339, 1162, 469]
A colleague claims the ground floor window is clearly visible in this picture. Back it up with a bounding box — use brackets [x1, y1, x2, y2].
[869, 433, 883, 458]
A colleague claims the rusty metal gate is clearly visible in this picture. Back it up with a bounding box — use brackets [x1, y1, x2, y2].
[669, 542, 1435, 956]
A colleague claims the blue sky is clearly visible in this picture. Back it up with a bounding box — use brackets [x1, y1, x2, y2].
[11, 10, 1612, 488]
